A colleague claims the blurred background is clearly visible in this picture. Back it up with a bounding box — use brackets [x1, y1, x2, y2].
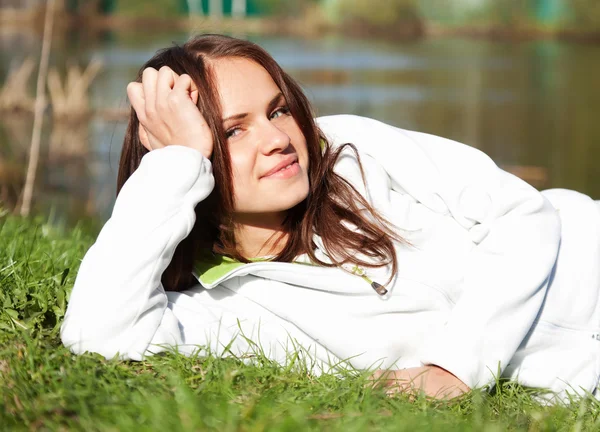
[1, 0, 599, 227]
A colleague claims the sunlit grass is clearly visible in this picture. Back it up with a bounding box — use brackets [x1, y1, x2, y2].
[1, 213, 599, 430]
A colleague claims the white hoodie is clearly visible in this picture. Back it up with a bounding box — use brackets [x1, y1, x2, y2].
[61, 115, 600, 400]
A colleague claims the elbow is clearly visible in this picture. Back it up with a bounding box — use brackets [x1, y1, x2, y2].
[60, 315, 144, 361]
[60, 316, 113, 359]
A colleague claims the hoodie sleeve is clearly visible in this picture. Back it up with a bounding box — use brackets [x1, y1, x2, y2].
[411, 130, 561, 390]
[316, 115, 561, 390]
[60, 145, 215, 360]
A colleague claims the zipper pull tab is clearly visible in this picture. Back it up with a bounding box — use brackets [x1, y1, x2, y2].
[351, 265, 388, 297]
[370, 281, 388, 296]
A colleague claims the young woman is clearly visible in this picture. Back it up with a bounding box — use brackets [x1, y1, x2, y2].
[61, 34, 600, 401]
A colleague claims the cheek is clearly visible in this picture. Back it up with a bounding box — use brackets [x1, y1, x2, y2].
[228, 150, 256, 206]
[229, 149, 253, 180]
[298, 139, 310, 170]
[290, 128, 308, 160]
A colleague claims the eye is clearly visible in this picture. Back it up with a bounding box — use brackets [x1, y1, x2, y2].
[225, 127, 242, 139]
[270, 106, 291, 120]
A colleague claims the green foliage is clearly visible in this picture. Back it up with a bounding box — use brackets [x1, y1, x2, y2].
[324, 0, 600, 32]
[2, 215, 600, 430]
[252, 0, 317, 17]
[0, 215, 93, 339]
[112, 0, 182, 18]
[329, 0, 420, 27]
[416, 0, 530, 26]
[569, 0, 600, 30]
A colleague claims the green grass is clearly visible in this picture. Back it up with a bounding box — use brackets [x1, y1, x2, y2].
[1, 211, 600, 431]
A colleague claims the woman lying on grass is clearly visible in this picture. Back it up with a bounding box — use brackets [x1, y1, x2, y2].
[61, 34, 600, 402]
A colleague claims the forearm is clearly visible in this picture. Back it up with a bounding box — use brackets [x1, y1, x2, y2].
[420, 191, 561, 389]
[61, 146, 214, 360]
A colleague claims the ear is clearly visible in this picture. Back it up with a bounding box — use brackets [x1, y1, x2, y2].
[138, 124, 152, 151]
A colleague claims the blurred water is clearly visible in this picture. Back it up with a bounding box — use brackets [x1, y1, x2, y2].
[1, 30, 599, 225]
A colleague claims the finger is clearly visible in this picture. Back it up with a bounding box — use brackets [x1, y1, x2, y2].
[369, 370, 391, 386]
[169, 69, 195, 103]
[386, 386, 418, 403]
[190, 88, 198, 105]
[142, 67, 158, 119]
[172, 74, 199, 105]
[156, 66, 176, 113]
[370, 370, 384, 381]
[138, 124, 152, 151]
[138, 124, 163, 151]
[126, 82, 147, 122]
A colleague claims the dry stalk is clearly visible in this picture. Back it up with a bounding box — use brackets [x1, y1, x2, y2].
[20, 0, 56, 217]
[47, 59, 103, 121]
[0, 57, 36, 112]
[48, 122, 89, 162]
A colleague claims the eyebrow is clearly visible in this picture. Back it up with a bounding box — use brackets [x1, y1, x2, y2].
[221, 92, 285, 124]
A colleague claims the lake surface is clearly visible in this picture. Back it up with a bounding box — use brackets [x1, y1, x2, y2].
[1, 29, 599, 225]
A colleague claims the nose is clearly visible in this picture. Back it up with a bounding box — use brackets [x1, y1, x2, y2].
[258, 120, 291, 155]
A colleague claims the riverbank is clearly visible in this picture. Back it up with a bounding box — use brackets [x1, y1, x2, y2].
[2, 8, 600, 43]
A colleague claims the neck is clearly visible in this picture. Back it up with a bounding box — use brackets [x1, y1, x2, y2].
[232, 212, 288, 258]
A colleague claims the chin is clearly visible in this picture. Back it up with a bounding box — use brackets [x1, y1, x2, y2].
[261, 182, 310, 213]
[237, 176, 310, 213]
[272, 190, 309, 212]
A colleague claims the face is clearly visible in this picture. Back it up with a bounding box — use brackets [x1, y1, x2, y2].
[212, 58, 310, 221]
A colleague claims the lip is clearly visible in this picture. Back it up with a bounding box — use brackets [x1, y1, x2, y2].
[261, 154, 299, 178]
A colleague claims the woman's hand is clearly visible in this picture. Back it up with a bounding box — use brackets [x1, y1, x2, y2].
[371, 366, 470, 400]
[126, 66, 214, 159]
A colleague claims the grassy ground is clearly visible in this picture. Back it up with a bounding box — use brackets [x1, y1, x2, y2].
[1, 212, 600, 431]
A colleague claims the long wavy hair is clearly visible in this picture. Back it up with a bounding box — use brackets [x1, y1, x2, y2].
[118, 34, 403, 291]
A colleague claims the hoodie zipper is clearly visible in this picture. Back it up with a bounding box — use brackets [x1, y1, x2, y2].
[305, 234, 389, 298]
[295, 261, 390, 298]
[199, 260, 389, 298]
[345, 264, 389, 297]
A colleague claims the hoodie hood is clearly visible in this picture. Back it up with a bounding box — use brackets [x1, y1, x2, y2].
[194, 254, 249, 286]
[193, 248, 392, 298]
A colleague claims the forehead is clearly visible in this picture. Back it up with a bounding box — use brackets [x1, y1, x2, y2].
[212, 58, 281, 116]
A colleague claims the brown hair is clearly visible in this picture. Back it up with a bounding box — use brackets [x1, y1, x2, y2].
[118, 34, 403, 291]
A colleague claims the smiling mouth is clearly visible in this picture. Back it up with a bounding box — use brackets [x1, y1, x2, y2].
[261, 154, 299, 178]
[262, 161, 301, 179]
[276, 163, 295, 172]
